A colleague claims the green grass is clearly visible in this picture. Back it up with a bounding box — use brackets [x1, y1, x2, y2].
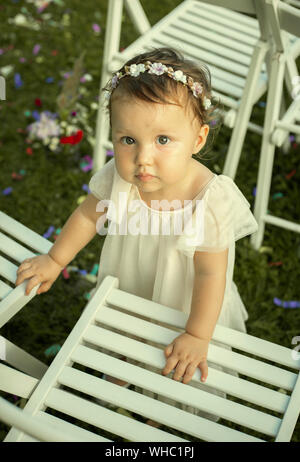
[0, 0, 300, 442]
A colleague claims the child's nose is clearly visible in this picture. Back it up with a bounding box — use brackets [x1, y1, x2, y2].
[135, 143, 153, 164]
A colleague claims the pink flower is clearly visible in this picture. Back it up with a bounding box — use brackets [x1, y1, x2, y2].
[192, 82, 203, 98]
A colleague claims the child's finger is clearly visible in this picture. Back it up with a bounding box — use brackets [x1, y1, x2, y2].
[182, 362, 198, 384]
[164, 343, 173, 358]
[25, 275, 41, 296]
[199, 360, 208, 383]
[162, 356, 178, 376]
[172, 361, 187, 381]
[37, 281, 52, 294]
[15, 268, 34, 286]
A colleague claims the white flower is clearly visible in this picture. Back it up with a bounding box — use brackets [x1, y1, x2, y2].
[104, 90, 111, 101]
[83, 73, 93, 81]
[66, 125, 78, 136]
[28, 112, 60, 141]
[173, 70, 187, 84]
[129, 63, 145, 77]
[148, 62, 168, 75]
[203, 96, 211, 110]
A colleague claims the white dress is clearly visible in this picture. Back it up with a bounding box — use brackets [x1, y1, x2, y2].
[89, 158, 258, 421]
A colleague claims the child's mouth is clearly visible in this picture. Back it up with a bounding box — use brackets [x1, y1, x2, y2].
[136, 174, 154, 182]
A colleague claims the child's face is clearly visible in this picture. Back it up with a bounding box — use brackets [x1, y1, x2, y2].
[111, 95, 209, 199]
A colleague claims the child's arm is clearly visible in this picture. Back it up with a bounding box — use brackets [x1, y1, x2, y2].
[162, 249, 228, 384]
[15, 194, 107, 295]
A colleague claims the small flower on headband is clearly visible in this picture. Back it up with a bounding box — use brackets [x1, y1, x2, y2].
[148, 62, 168, 75]
[191, 82, 203, 98]
[111, 72, 122, 89]
[129, 63, 146, 77]
[173, 70, 187, 84]
[203, 96, 211, 110]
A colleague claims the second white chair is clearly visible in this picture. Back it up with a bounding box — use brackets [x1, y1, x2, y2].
[93, 0, 300, 177]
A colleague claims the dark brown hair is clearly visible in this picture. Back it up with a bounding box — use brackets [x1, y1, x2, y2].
[102, 47, 221, 159]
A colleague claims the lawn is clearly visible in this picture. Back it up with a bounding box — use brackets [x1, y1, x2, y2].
[0, 0, 299, 442]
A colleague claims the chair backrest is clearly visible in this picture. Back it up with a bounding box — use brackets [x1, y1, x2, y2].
[0, 211, 52, 328]
[124, 0, 264, 33]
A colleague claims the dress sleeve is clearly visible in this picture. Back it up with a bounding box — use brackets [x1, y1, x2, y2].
[176, 175, 258, 257]
[88, 158, 115, 200]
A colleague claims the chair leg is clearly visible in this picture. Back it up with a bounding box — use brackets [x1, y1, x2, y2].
[251, 52, 286, 250]
[223, 40, 269, 181]
[93, 0, 124, 172]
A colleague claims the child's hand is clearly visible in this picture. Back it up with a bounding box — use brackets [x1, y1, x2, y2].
[15, 254, 63, 296]
[162, 332, 209, 385]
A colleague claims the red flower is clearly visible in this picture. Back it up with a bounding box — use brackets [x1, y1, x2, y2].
[26, 147, 33, 155]
[35, 98, 42, 107]
[60, 130, 83, 145]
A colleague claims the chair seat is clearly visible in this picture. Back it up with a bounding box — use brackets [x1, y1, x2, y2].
[110, 0, 297, 109]
[3, 275, 300, 442]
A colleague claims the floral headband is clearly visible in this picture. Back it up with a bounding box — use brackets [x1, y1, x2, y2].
[104, 61, 212, 110]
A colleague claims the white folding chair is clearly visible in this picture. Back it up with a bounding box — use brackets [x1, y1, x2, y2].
[0, 211, 50, 397]
[250, 0, 300, 250]
[92, 0, 300, 177]
[1, 275, 299, 442]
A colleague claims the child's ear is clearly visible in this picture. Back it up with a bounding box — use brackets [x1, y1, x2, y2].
[193, 124, 209, 153]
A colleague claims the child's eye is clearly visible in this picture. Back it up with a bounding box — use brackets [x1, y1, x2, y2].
[157, 135, 170, 145]
[121, 136, 135, 145]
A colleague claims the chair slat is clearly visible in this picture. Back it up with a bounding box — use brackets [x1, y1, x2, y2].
[172, 16, 255, 56]
[95, 307, 297, 390]
[71, 344, 279, 437]
[0, 231, 36, 262]
[81, 329, 282, 437]
[275, 374, 300, 441]
[188, 4, 260, 40]
[3, 336, 47, 379]
[106, 289, 300, 370]
[0, 364, 38, 398]
[0, 212, 52, 255]
[197, 1, 259, 27]
[45, 388, 187, 442]
[58, 365, 263, 442]
[0, 282, 38, 329]
[0, 256, 17, 283]
[74, 339, 288, 414]
[0, 280, 12, 300]
[34, 411, 111, 442]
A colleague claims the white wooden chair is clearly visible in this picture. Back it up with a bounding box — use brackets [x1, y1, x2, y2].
[1, 275, 299, 442]
[92, 0, 300, 177]
[250, 0, 300, 250]
[0, 211, 50, 396]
